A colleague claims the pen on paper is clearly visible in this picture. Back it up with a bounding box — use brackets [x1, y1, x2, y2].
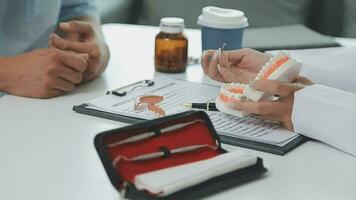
[181, 103, 219, 111]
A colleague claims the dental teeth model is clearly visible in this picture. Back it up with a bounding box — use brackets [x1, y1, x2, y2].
[244, 52, 303, 101]
[215, 52, 303, 117]
[215, 82, 249, 117]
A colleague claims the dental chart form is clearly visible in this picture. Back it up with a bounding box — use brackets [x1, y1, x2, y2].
[86, 76, 299, 146]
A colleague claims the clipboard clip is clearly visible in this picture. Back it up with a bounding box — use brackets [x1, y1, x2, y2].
[106, 80, 155, 97]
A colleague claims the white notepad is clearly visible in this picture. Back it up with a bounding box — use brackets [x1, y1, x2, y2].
[134, 150, 257, 197]
[85, 76, 299, 146]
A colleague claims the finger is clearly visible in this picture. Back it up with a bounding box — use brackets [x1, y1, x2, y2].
[234, 101, 276, 115]
[295, 76, 314, 86]
[207, 50, 220, 78]
[50, 77, 75, 92]
[49, 89, 64, 97]
[50, 34, 92, 53]
[219, 50, 230, 69]
[60, 21, 94, 36]
[257, 114, 294, 131]
[223, 49, 248, 62]
[218, 50, 238, 82]
[284, 82, 308, 90]
[281, 121, 294, 132]
[219, 65, 238, 82]
[253, 80, 294, 97]
[57, 50, 88, 73]
[48, 36, 55, 48]
[66, 33, 80, 41]
[82, 70, 95, 82]
[201, 50, 215, 74]
[256, 113, 283, 122]
[53, 64, 83, 84]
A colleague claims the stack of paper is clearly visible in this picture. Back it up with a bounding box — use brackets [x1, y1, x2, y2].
[85, 76, 299, 147]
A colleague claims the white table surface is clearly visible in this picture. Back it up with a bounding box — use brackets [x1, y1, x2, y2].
[1, 24, 356, 200]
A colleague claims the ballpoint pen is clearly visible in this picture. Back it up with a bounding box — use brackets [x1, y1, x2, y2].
[181, 103, 219, 111]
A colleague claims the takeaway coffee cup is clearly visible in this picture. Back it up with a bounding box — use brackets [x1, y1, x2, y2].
[197, 6, 249, 51]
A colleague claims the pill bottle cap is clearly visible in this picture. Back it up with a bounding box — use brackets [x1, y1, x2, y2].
[160, 17, 185, 34]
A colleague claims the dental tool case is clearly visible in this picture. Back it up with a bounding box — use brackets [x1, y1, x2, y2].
[94, 111, 266, 199]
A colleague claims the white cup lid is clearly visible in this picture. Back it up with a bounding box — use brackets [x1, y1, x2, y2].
[197, 6, 249, 29]
[160, 17, 185, 33]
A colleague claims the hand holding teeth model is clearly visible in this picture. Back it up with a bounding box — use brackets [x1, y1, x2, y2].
[215, 52, 303, 117]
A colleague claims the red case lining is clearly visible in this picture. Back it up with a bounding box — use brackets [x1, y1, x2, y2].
[104, 118, 221, 183]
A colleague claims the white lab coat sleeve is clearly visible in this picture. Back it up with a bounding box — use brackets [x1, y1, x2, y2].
[288, 47, 356, 93]
[292, 84, 356, 156]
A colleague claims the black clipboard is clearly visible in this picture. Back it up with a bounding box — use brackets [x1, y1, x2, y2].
[73, 79, 307, 155]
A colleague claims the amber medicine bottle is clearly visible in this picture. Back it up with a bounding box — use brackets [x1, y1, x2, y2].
[155, 17, 188, 73]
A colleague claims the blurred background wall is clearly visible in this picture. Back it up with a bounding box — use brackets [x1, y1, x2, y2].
[98, 0, 356, 37]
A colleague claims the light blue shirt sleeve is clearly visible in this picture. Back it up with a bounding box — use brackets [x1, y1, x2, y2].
[59, 0, 99, 22]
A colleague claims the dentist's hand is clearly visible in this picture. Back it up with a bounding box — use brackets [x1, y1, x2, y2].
[50, 20, 110, 82]
[232, 77, 313, 131]
[201, 48, 271, 83]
